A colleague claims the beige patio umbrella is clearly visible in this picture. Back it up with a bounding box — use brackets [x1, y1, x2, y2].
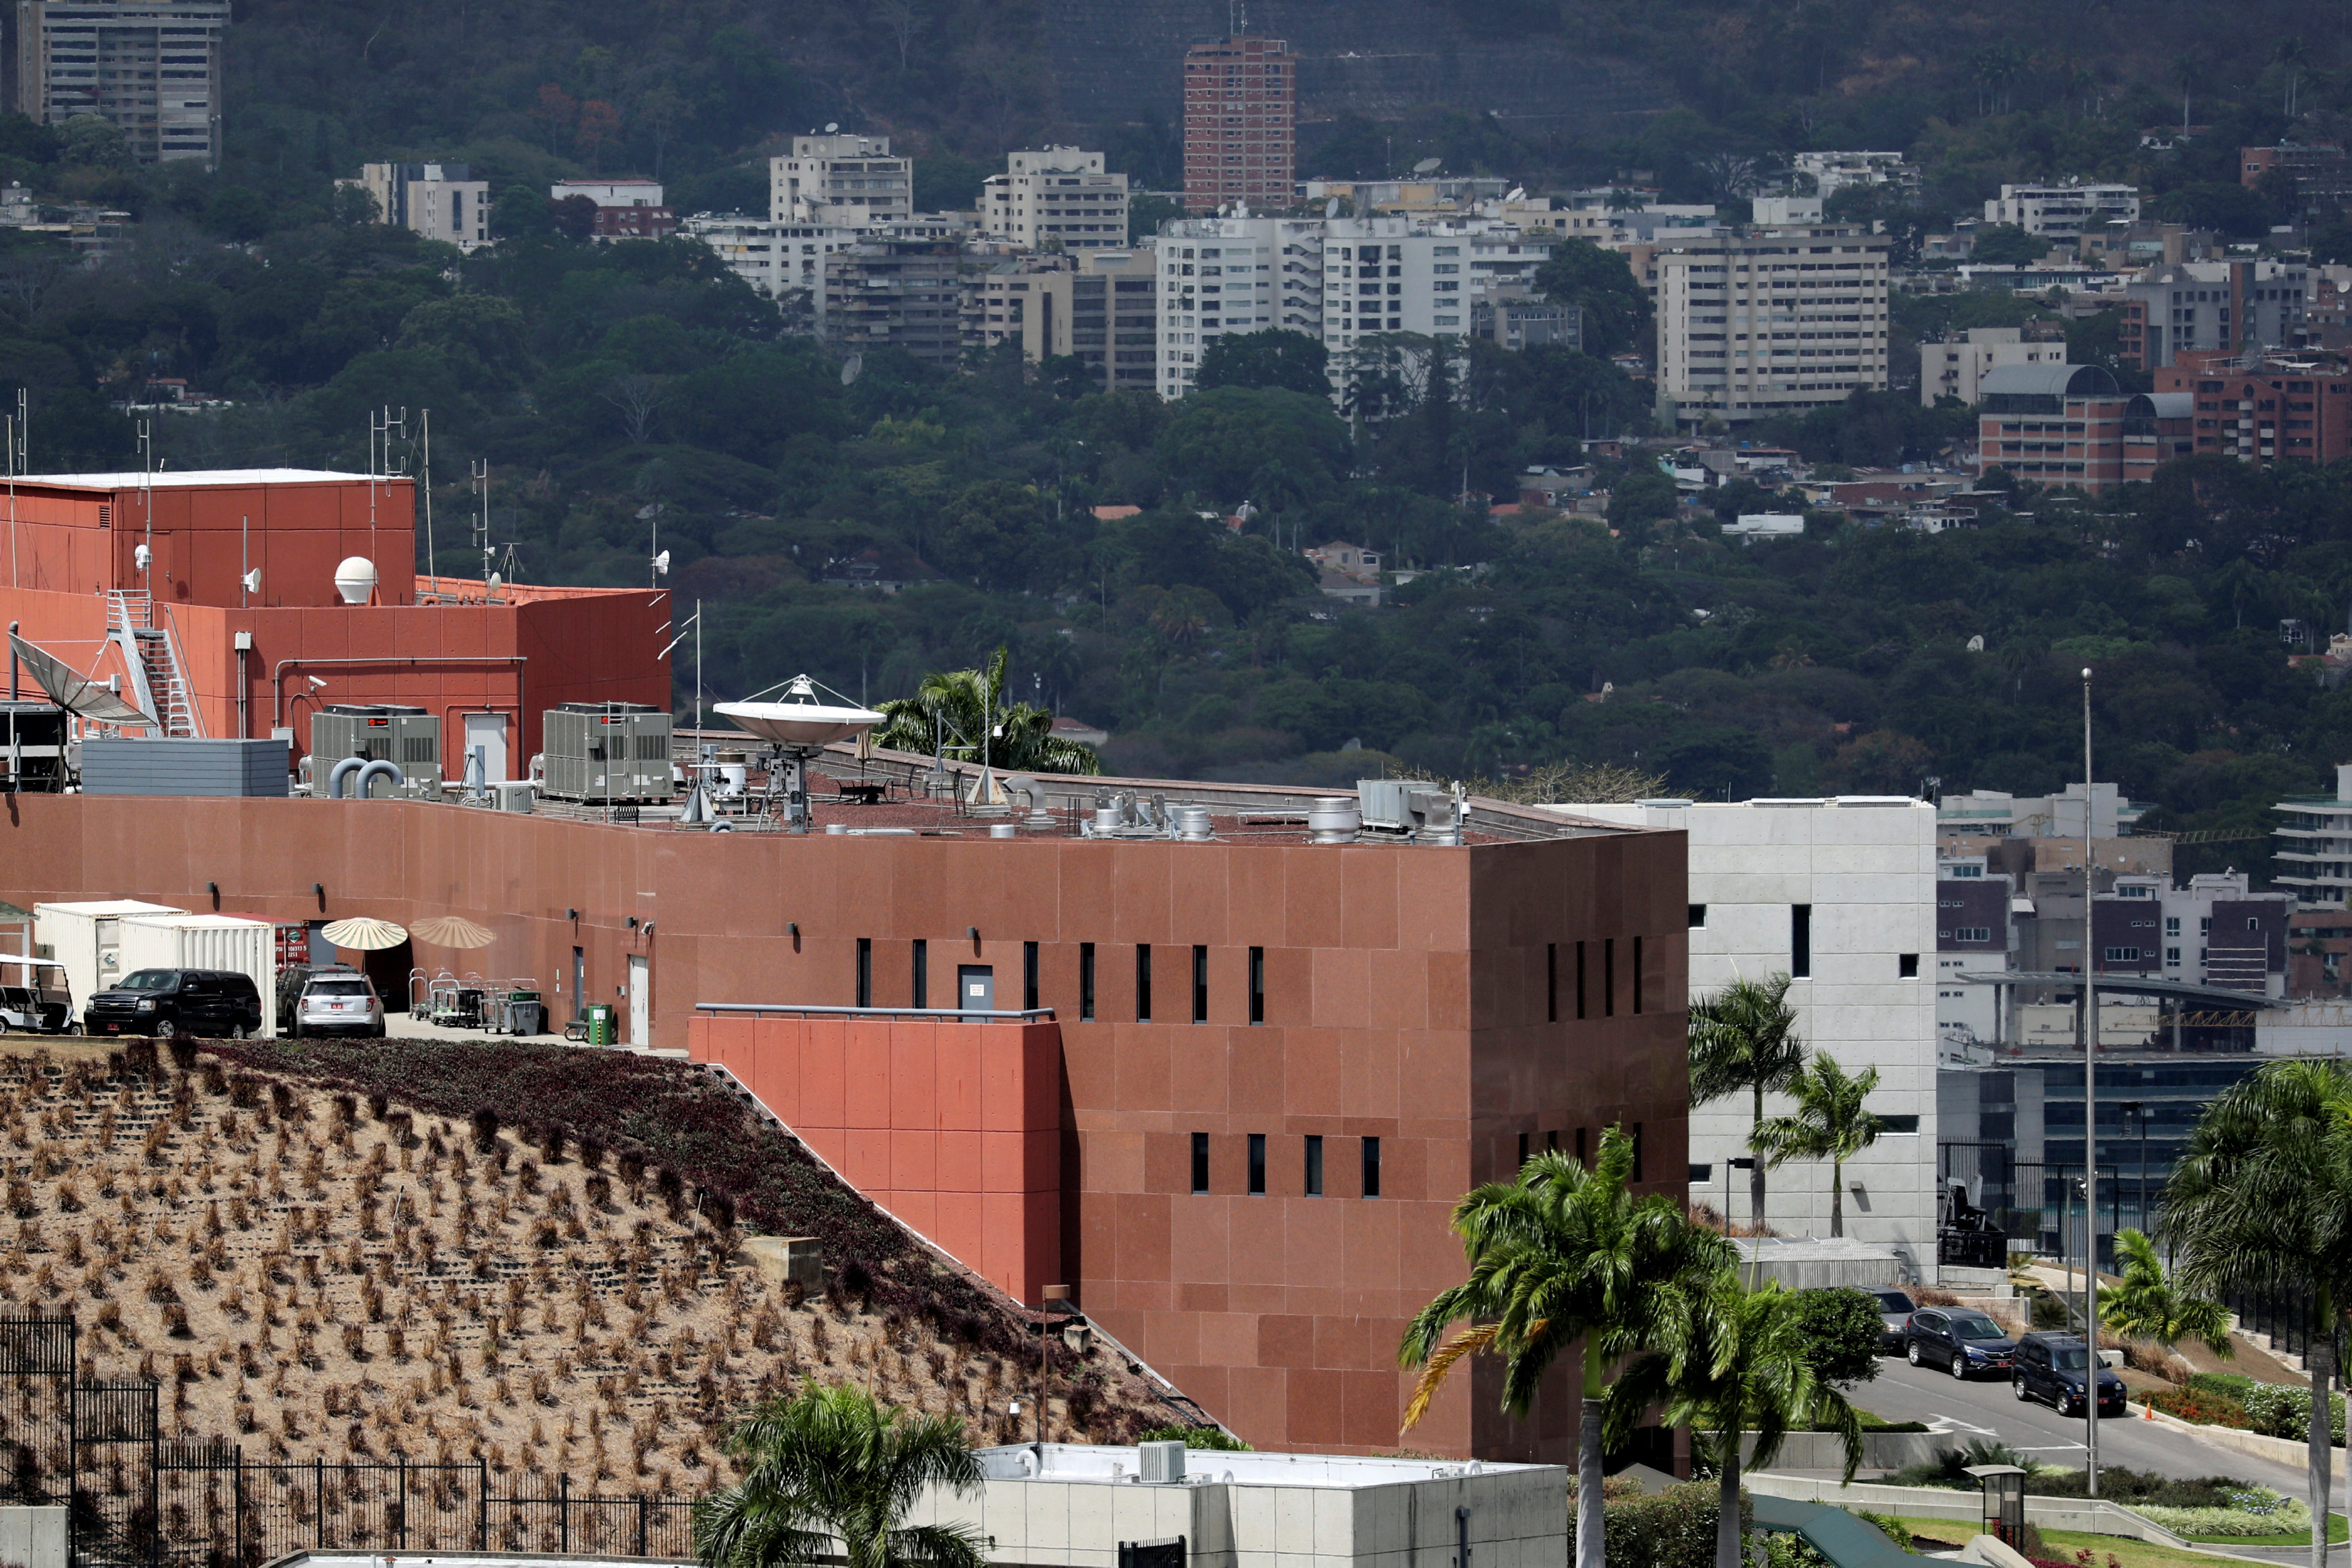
[319, 917, 409, 951]
[410, 915, 495, 949]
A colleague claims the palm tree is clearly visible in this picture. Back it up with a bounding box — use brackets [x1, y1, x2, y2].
[1689, 975, 1809, 1233]
[1750, 1056, 1882, 1239]
[1398, 1127, 1733, 1568]
[1605, 1273, 1863, 1568]
[2164, 1059, 2352, 1568]
[871, 646, 1101, 776]
[694, 1383, 990, 1568]
[2103, 1227, 2234, 1358]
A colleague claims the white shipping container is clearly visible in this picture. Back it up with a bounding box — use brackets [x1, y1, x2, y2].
[117, 916, 277, 1036]
[32, 901, 185, 1020]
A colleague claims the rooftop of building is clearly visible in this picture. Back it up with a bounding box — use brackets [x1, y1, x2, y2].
[972, 1443, 1543, 1487]
[14, 467, 372, 490]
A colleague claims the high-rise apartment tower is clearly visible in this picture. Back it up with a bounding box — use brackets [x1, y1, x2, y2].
[1181, 34, 1295, 215]
[15, 0, 226, 166]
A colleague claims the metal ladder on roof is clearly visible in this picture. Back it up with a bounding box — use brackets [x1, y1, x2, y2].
[103, 589, 203, 738]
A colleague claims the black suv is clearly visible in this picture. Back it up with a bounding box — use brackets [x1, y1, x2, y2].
[83, 969, 264, 1038]
[1904, 1306, 2017, 1379]
[2013, 1332, 2128, 1416]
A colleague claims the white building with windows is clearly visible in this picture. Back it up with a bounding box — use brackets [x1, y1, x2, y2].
[1654, 222, 1892, 429]
[681, 214, 854, 306]
[771, 132, 913, 226]
[351, 162, 489, 251]
[1540, 797, 1939, 1277]
[1984, 181, 2142, 238]
[2275, 763, 2352, 908]
[1918, 326, 2070, 407]
[982, 148, 1130, 251]
[16, 0, 226, 167]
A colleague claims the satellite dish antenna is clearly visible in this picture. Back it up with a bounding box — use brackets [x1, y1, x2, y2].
[653, 550, 671, 576]
[1507, 186, 1526, 202]
[1325, 197, 1339, 218]
[825, 122, 839, 133]
[241, 568, 260, 593]
[840, 353, 863, 386]
[134, 543, 151, 571]
[1413, 157, 1443, 175]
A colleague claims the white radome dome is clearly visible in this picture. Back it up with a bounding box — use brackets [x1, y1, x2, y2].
[334, 556, 378, 605]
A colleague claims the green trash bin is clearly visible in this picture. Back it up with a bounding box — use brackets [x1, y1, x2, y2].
[583, 1002, 616, 1047]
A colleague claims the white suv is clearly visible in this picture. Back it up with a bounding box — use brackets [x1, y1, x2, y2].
[293, 972, 384, 1038]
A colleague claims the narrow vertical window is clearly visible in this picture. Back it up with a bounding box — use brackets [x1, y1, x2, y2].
[1633, 935, 1644, 1014]
[1574, 1127, 1587, 1167]
[1792, 904, 1812, 978]
[1248, 947, 1264, 1024]
[1546, 1130, 1559, 1152]
[1079, 943, 1095, 1021]
[1575, 941, 1588, 1020]
[1191, 1132, 1210, 1194]
[1136, 945, 1152, 1021]
[1023, 942, 1040, 1011]
[1247, 1133, 1266, 1195]
[1603, 938, 1616, 1017]
[1361, 1137, 1381, 1199]
[1192, 944, 1209, 1023]
[1546, 942, 1558, 1022]
[1304, 1135, 1324, 1196]
[1517, 1131, 1529, 1169]
[1633, 1122, 1645, 1182]
[911, 939, 927, 1009]
[855, 939, 872, 1008]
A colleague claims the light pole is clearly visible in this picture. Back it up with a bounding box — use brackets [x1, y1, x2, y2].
[2081, 666, 2100, 1498]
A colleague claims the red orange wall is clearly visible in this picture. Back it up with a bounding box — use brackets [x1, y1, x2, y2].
[689, 1013, 1061, 1303]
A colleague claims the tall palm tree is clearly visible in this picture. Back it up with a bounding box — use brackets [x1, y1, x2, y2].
[871, 646, 1101, 777]
[1398, 1127, 1733, 1568]
[1605, 1273, 1863, 1568]
[1689, 974, 1808, 1233]
[694, 1383, 990, 1568]
[2164, 1059, 2352, 1568]
[1750, 1056, 1882, 1239]
[2103, 1227, 2233, 1358]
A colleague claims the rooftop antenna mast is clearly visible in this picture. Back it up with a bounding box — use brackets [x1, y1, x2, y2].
[138, 417, 153, 587]
[470, 458, 491, 591]
[419, 409, 433, 599]
[369, 405, 408, 563]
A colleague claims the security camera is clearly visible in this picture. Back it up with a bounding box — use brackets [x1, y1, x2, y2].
[307, 675, 327, 691]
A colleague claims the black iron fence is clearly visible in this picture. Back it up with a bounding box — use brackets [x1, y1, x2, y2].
[1939, 1143, 2126, 1270]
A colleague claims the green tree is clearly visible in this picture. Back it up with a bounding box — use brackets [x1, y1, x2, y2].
[1194, 330, 1331, 396]
[1968, 224, 2048, 266]
[1127, 193, 1183, 245]
[1689, 975, 1808, 1233]
[933, 479, 1059, 593]
[871, 646, 1101, 775]
[1398, 1127, 1734, 1568]
[2102, 1227, 2234, 1358]
[1534, 240, 1653, 359]
[1751, 1057, 1883, 1239]
[2165, 1058, 2352, 1568]
[1605, 1275, 1864, 1568]
[1790, 1288, 1885, 1390]
[693, 1383, 989, 1568]
[1153, 386, 1351, 505]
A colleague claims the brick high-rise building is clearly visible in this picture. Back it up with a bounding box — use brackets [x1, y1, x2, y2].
[1182, 35, 1295, 215]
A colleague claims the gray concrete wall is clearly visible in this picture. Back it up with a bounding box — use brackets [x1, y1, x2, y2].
[0, 1506, 67, 1568]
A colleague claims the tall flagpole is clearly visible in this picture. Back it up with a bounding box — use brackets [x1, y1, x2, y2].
[2083, 665, 2100, 1497]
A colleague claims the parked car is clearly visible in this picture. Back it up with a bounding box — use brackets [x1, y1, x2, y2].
[2013, 1332, 2128, 1416]
[292, 970, 383, 1038]
[83, 969, 264, 1038]
[1870, 1288, 1917, 1352]
[0, 984, 71, 1035]
[1904, 1306, 2017, 1379]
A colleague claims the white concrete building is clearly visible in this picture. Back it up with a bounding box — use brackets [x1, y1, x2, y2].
[351, 162, 489, 251]
[983, 147, 1130, 251]
[1918, 326, 2070, 406]
[680, 214, 854, 304]
[1792, 150, 1917, 201]
[902, 1443, 1565, 1568]
[2274, 763, 2352, 908]
[1157, 215, 1327, 397]
[1984, 182, 2142, 238]
[771, 133, 912, 226]
[16, 0, 226, 167]
[1541, 797, 1938, 1278]
[1654, 223, 1892, 429]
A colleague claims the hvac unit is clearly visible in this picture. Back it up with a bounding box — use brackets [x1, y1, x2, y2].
[310, 705, 442, 797]
[1137, 1440, 1186, 1484]
[540, 703, 674, 803]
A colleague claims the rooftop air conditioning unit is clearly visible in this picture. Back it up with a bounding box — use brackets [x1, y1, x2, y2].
[310, 705, 440, 798]
[540, 703, 675, 803]
[1138, 1440, 1185, 1485]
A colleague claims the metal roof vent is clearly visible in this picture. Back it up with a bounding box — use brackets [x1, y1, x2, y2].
[1308, 797, 1360, 844]
[1175, 805, 1214, 841]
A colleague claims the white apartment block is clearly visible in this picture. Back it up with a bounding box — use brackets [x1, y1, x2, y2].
[353, 162, 489, 251]
[681, 216, 854, 319]
[1544, 797, 1939, 1277]
[2273, 763, 2352, 908]
[1655, 224, 1892, 429]
[1919, 326, 2070, 406]
[16, 0, 226, 166]
[1985, 182, 2142, 238]
[1792, 151, 1916, 200]
[1158, 216, 1321, 395]
[771, 133, 911, 226]
[983, 148, 1129, 251]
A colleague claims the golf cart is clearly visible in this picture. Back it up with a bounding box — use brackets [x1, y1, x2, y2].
[0, 955, 75, 1034]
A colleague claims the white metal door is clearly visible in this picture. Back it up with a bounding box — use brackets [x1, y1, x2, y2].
[628, 954, 649, 1046]
[463, 713, 509, 783]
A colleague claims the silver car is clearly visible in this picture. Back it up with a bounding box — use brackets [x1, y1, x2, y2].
[293, 973, 384, 1037]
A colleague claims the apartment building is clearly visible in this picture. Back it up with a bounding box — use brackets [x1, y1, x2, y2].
[1935, 855, 2015, 1046]
[2241, 142, 2352, 204]
[1653, 223, 1892, 429]
[353, 162, 489, 252]
[2273, 763, 2352, 908]
[2118, 259, 2309, 368]
[823, 240, 966, 368]
[2151, 351, 2352, 464]
[681, 215, 855, 313]
[1544, 797, 1938, 1273]
[1181, 35, 1295, 215]
[1972, 362, 2195, 495]
[548, 179, 675, 241]
[2090, 871, 2291, 997]
[963, 247, 1158, 393]
[1792, 150, 1917, 200]
[1917, 325, 2068, 406]
[1157, 214, 1324, 396]
[982, 148, 1130, 251]
[15, 0, 226, 166]
[1984, 181, 2142, 238]
[771, 133, 913, 226]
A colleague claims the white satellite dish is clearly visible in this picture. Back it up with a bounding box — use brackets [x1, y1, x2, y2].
[653, 550, 671, 576]
[825, 122, 839, 133]
[133, 543, 151, 571]
[717, 674, 883, 748]
[840, 353, 863, 386]
[241, 568, 260, 593]
[1324, 196, 1340, 218]
[1413, 157, 1443, 175]
[1506, 186, 1526, 202]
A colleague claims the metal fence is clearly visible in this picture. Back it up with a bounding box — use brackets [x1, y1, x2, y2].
[1939, 1143, 2126, 1269]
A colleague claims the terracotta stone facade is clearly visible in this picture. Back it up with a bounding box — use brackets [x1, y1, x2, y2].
[0, 794, 1689, 1460]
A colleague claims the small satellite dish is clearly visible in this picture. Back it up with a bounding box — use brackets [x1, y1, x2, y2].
[1506, 186, 1526, 202]
[825, 122, 839, 133]
[1324, 196, 1339, 218]
[134, 543, 151, 571]
[241, 568, 261, 593]
[1413, 157, 1443, 175]
[653, 550, 671, 576]
[487, 572, 503, 592]
[840, 353, 864, 386]
[1966, 634, 1985, 652]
